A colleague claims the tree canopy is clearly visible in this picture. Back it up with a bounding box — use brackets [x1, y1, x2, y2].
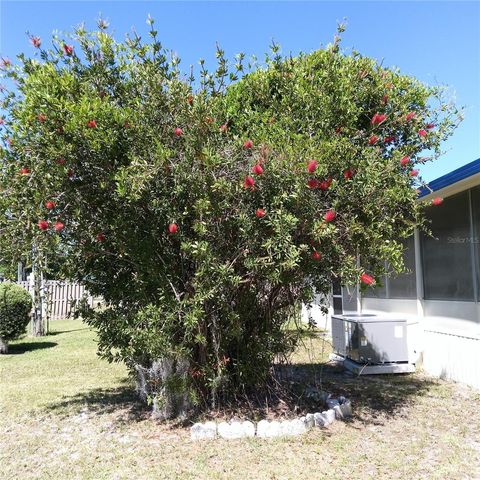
[0, 21, 461, 412]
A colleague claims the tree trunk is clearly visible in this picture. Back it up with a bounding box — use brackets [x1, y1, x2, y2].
[17, 261, 24, 282]
[0, 337, 8, 354]
[31, 247, 47, 337]
[135, 357, 191, 420]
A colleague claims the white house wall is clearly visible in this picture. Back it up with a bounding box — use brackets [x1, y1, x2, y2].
[301, 293, 333, 332]
[362, 298, 419, 316]
[361, 297, 480, 389]
[422, 328, 480, 389]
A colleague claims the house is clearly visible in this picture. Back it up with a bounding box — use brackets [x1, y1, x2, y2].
[305, 158, 480, 389]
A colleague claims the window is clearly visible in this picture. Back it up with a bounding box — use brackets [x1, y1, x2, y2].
[332, 279, 343, 313]
[362, 276, 387, 298]
[333, 296, 343, 314]
[421, 191, 475, 301]
[362, 237, 416, 299]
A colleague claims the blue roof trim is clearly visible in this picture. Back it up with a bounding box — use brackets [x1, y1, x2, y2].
[417, 158, 480, 198]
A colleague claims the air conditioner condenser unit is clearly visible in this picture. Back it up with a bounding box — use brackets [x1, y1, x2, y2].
[331, 314, 419, 374]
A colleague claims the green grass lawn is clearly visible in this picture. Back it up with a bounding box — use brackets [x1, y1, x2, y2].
[0, 321, 129, 414]
[1, 320, 480, 480]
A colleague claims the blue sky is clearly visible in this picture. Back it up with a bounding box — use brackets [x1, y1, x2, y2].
[1, 1, 479, 181]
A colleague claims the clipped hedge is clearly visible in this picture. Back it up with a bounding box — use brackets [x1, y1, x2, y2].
[0, 282, 32, 353]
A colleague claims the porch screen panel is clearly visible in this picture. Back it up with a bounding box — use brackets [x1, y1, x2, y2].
[421, 191, 474, 301]
[361, 274, 387, 298]
[388, 236, 417, 298]
[472, 186, 480, 300]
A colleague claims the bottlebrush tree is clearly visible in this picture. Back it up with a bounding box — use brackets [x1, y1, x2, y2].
[0, 21, 460, 415]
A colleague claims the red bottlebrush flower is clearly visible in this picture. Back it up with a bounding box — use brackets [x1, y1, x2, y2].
[418, 129, 427, 137]
[54, 221, 65, 232]
[87, 120, 97, 128]
[45, 201, 56, 210]
[31, 36, 41, 48]
[409, 169, 419, 177]
[319, 180, 330, 191]
[368, 135, 379, 145]
[219, 124, 228, 133]
[406, 111, 416, 121]
[360, 273, 375, 285]
[187, 95, 193, 106]
[255, 208, 266, 218]
[244, 176, 255, 189]
[335, 126, 342, 134]
[38, 220, 49, 231]
[431, 197, 443, 206]
[307, 160, 318, 173]
[400, 156, 410, 167]
[425, 123, 435, 130]
[343, 169, 354, 180]
[174, 127, 183, 136]
[20, 167, 31, 175]
[371, 113, 386, 125]
[205, 116, 214, 124]
[384, 135, 395, 144]
[37, 113, 47, 123]
[307, 179, 319, 189]
[323, 209, 336, 222]
[243, 139, 253, 149]
[252, 164, 264, 175]
[382, 94, 388, 104]
[56, 158, 66, 165]
[312, 251, 321, 261]
[318, 177, 332, 191]
[67, 169, 74, 178]
[168, 223, 178, 234]
[63, 44, 74, 56]
[96, 233, 106, 242]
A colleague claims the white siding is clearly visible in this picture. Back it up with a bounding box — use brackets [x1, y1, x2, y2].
[423, 329, 480, 389]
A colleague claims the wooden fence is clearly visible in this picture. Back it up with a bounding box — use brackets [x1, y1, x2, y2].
[16, 280, 94, 320]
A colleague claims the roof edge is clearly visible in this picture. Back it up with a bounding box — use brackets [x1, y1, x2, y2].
[417, 158, 480, 198]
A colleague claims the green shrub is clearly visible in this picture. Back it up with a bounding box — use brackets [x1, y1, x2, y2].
[0, 282, 32, 352]
[0, 21, 461, 409]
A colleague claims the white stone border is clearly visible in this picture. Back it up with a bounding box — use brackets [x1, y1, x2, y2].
[191, 396, 352, 440]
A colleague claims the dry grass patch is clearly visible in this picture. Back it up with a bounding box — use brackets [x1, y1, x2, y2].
[1, 320, 479, 480]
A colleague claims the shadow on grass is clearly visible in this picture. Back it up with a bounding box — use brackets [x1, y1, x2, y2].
[7, 341, 58, 354]
[44, 361, 439, 427]
[45, 381, 150, 423]
[284, 328, 327, 340]
[275, 362, 439, 425]
[47, 327, 89, 336]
